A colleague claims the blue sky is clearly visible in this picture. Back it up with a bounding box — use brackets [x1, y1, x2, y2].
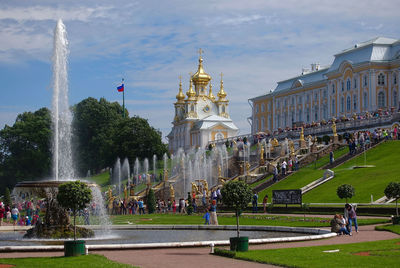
[1, 0, 400, 141]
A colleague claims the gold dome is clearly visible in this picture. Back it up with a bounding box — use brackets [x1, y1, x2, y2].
[175, 78, 185, 103]
[208, 80, 216, 101]
[217, 73, 227, 100]
[192, 57, 211, 83]
[186, 77, 196, 100]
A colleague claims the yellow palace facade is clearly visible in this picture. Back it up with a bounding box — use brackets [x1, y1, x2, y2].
[249, 37, 400, 134]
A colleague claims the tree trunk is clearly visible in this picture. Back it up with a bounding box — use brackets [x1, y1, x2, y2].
[396, 199, 398, 217]
[236, 211, 240, 238]
[73, 211, 76, 241]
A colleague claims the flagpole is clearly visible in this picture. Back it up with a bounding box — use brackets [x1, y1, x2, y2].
[122, 78, 125, 118]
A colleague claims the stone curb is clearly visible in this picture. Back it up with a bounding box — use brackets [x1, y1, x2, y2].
[0, 225, 335, 252]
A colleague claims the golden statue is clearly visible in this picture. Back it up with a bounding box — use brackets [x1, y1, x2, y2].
[201, 179, 209, 194]
[164, 169, 168, 182]
[272, 138, 279, 147]
[123, 185, 128, 200]
[107, 187, 113, 201]
[169, 184, 175, 198]
[107, 187, 114, 210]
[300, 127, 305, 141]
[260, 146, 265, 160]
[191, 182, 199, 194]
[246, 162, 251, 172]
[289, 140, 295, 155]
[218, 165, 222, 177]
[331, 121, 338, 137]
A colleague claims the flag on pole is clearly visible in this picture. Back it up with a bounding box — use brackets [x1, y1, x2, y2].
[117, 83, 124, 92]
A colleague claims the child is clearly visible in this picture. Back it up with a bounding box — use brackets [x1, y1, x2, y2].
[203, 209, 210, 225]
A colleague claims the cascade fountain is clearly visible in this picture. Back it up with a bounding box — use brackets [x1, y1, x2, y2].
[143, 158, 149, 183]
[153, 154, 157, 179]
[134, 158, 140, 185]
[121, 158, 130, 186]
[113, 158, 121, 195]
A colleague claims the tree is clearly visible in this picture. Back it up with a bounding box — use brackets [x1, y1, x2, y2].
[221, 181, 252, 238]
[146, 188, 156, 214]
[0, 108, 52, 190]
[57, 181, 92, 240]
[384, 182, 400, 216]
[3, 188, 11, 207]
[186, 192, 193, 215]
[336, 184, 355, 203]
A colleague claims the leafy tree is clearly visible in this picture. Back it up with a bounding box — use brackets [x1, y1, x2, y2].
[72, 97, 126, 175]
[3, 188, 11, 207]
[0, 108, 52, 190]
[57, 181, 92, 240]
[384, 182, 400, 216]
[146, 188, 156, 214]
[186, 192, 193, 215]
[221, 181, 252, 238]
[336, 184, 355, 203]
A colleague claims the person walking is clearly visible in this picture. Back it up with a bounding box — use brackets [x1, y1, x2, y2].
[281, 160, 287, 176]
[262, 194, 269, 213]
[11, 206, 19, 226]
[0, 204, 4, 226]
[252, 192, 258, 213]
[138, 199, 145, 215]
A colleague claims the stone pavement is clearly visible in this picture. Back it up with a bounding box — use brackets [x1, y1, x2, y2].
[0, 217, 398, 268]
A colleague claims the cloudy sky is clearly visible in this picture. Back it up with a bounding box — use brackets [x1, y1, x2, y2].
[1, 0, 400, 141]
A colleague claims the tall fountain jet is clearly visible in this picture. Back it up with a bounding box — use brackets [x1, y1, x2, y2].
[52, 19, 74, 181]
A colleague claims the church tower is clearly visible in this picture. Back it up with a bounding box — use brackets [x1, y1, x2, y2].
[167, 50, 239, 153]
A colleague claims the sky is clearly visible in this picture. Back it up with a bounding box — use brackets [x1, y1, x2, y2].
[1, 0, 400, 142]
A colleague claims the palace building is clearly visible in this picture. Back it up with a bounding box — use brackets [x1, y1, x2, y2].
[249, 37, 400, 134]
[167, 52, 239, 154]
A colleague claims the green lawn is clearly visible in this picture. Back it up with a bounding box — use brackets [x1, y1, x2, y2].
[0, 254, 134, 268]
[257, 146, 348, 202]
[85, 172, 110, 189]
[216, 239, 400, 268]
[375, 224, 400, 235]
[109, 213, 387, 227]
[304, 141, 400, 203]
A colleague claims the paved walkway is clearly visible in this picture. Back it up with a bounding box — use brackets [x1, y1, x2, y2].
[0, 217, 398, 268]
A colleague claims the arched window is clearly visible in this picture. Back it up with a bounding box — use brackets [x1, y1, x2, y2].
[394, 73, 397, 85]
[354, 78, 357, 89]
[255, 104, 259, 113]
[299, 96, 302, 104]
[331, 99, 335, 114]
[261, 104, 265, 113]
[323, 105, 328, 119]
[346, 79, 351, 91]
[284, 112, 287, 127]
[306, 108, 310, 122]
[332, 84, 335, 94]
[353, 94, 357, 110]
[363, 92, 368, 109]
[291, 111, 295, 123]
[255, 118, 259, 132]
[284, 99, 288, 106]
[341, 97, 344, 113]
[191, 105, 194, 112]
[378, 73, 385, 86]
[222, 105, 226, 113]
[215, 132, 224, 140]
[378, 91, 385, 108]
[364, 75, 368, 86]
[299, 109, 302, 122]
[347, 96, 351, 111]
[291, 97, 295, 105]
[341, 81, 344, 92]
[393, 90, 398, 107]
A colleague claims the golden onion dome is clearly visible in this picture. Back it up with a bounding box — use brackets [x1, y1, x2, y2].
[217, 73, 227, 100]
[192, 56, 211, 83]
[208, 81, 216, 101]
[176, 78, 185, 103]
[186, 78, 196, 99]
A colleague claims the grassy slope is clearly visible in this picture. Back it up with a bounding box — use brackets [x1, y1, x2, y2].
[375, 224, 400, 235]
[0, 254, 134, 268]
[304, 141, 400, 203]
[257, 146, 348, 202]
[231, 239, 400, 268]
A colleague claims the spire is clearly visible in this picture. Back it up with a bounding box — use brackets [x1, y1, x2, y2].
[208, 79, 216, 101]
[186, 73, 196, 100]
[217, 72, 227, 100]
[175, 75, 185, 103]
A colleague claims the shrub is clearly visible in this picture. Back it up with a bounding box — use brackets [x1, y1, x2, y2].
[384, 182, 400, 217]
[147, 188, 156, 214]
[221, 181, 252, 238]
[187, 192, 193, 215]
[337, 184, 355, 203]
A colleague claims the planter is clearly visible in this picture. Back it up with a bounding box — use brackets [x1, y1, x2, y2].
[229, 236, 249, 252]
[64, 240, 86, 257]
[392, 216, 400, 225]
